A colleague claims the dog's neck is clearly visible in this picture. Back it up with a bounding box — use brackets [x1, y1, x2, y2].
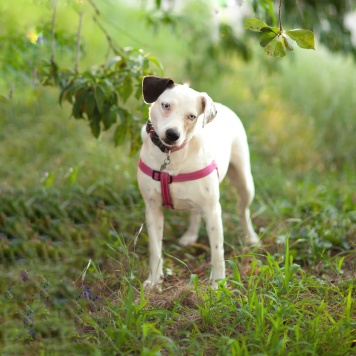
[146, 121, 187, 154]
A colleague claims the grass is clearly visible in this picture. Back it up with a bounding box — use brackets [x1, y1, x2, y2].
[1, 188, 354, 354]
[1, 1, 355, 355]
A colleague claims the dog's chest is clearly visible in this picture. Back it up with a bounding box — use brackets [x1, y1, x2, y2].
[169, 182, 203, 210]
[141, 173, 219, 211]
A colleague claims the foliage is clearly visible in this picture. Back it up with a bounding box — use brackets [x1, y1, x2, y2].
[243, 0, 315, 58]
[144, 0, 253, 82]
[0, 0, 164, 154]
[146, 0, 356, 60]
[244, 18, 314, 58]
[244, 0, 356, 58]
[282, 0, 356, 58]
[1, 0, 355, 147]
[42, 47, 163, 154]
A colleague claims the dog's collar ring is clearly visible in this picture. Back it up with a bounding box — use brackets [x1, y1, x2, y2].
[160, 150, 171, 171]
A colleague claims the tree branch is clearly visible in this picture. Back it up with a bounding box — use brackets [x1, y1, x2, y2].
[51, 0, 58, 63]
[279, 0, 283, 32]
[92, 16, 120, 56]
[87, 0, 119, 54]
[75, 11, 84, 73]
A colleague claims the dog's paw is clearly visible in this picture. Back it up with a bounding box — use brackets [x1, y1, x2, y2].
[143, 279, 162, 292]
[210, 278, 226, 290]
[246, 231, 260, 247]
[178, 233, 198, 247]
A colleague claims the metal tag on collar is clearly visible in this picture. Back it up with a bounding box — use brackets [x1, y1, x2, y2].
[160, 150, 171, 171]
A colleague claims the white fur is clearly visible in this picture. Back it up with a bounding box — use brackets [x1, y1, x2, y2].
[137, 83, 259, 290]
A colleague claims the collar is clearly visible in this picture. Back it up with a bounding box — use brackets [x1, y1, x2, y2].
[146, 121, 187, 153]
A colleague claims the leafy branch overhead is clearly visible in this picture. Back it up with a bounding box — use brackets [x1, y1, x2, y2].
[42, 48, 163, 154]
[37, 1, 164, 156]
[244, 18, 315, 58]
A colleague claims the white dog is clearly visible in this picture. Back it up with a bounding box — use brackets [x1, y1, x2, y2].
[137, 76, 259, 289]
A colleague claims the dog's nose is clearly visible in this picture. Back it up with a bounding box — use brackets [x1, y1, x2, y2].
[165, 128, 180, 142]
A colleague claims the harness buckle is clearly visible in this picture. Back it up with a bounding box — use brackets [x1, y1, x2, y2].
[152, 170, 161, 181]
[152, 170, 173, 183]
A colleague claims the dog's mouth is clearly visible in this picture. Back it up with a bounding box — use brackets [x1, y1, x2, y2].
[162, 138, 178, 146]
[160, 136, 187, 150]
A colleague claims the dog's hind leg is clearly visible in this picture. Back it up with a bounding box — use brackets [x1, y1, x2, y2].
[228, 151, 259, 245]
[179, 211, 201, 246]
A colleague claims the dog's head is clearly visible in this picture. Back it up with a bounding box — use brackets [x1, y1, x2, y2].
[142, 75, 217, 147]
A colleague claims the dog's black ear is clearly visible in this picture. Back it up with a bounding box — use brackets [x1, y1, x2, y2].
[201, 93, 217, 127]
[142, 76, 175, 103]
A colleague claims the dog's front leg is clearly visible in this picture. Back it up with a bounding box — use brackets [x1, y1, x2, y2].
[144, 205, 164, 290]
[203, 203, 226, 289]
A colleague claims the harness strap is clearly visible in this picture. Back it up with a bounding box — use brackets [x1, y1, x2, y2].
[160, 172, 174, 209]
[138, 159, 218, 209]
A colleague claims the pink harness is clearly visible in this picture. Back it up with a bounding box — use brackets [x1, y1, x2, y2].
[138, 159, 218, 209]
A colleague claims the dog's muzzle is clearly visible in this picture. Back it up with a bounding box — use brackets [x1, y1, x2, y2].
[164, 128, 180, 145]
[146, 121, 187, 153]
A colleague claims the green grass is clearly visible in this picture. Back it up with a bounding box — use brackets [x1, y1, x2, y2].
[1, 188, 354, 354]
[1, 1, 355, 355]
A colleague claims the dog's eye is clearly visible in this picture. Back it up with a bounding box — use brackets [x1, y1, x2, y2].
[161, 102, 170, 110]
[188, 114, 196, 121]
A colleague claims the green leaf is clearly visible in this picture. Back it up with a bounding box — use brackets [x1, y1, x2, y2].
[66, 167, 78, 185]
[147, 55, 164, 75]
[135, 85, 143, 100]
[244, 18, 268, 32]
[261, 26, 280, 34]
[84, 92, 96, 117]
[128, 117, 142, 155]
[59, 81, 74, 106]
[90, 111, 101, 138]
[94, 85, 105, 113]
[265, 38, 286, 57]
[282, 34, 294, 51]
[72, 92, 85, 119]
[260, 28, 278, 47]
[102, 105, 118, 130]
[114, 123, 127, 146]
[114, 107, 129, 146]
[119, 76, 133, 103]
[130, 131, 141, 156]
[118, 107, 129, 124]
[140, 56, 149, 72]
[286, 29, 315, 49]
[49, 60, 59, 84]
[107, 56, 123, 69]
[103, 79, 115, 92]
